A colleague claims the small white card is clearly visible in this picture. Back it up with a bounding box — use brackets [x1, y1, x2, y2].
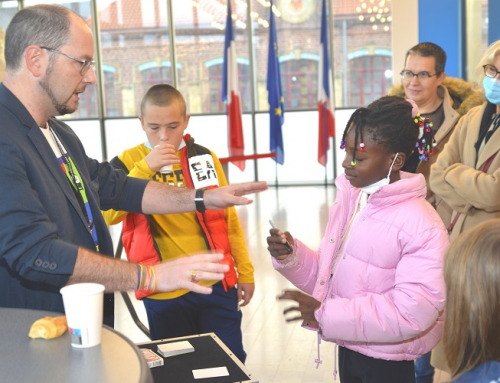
[192, 366, 229, 379]
[157, 340, 194, 357]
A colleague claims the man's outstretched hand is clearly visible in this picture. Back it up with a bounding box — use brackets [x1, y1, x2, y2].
[204, 181, 268, 210]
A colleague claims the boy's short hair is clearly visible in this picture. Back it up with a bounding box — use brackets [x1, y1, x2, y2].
[140, 84, 186, 117]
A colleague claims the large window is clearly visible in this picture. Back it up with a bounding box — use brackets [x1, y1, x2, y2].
[348, 50, 392, 107]
[0, 2, 18, 83]
[280, 56, 318, 109]
[98, 0, 171, 117]
[333, 0, 392, 107]
[206, 58, 251, 113]
[5, 0, 398, 186]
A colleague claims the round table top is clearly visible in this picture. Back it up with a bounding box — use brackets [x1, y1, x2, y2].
[0, 308, 153, 383]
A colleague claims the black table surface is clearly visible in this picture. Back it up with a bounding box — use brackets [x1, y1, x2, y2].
[138, 333, 258, 382]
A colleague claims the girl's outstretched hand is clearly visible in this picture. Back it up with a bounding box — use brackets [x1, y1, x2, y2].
[267, 228, 294, 260]
[278, 289, 321, 325]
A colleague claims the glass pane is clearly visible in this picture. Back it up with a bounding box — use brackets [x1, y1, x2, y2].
[0, 1, 18, 83]
[280, 59, 318, 110]
[348, 53, 391, 107]
[97, 0, 171, 118]
[173, 1, 250, 114]
[251, 0, 321, 112]
[24, 0, 97, 119]
[333, 0, 393, 107]
[64, 119, 102, 161]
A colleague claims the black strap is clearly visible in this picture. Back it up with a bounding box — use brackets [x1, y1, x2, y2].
[475, 102, 498, 155]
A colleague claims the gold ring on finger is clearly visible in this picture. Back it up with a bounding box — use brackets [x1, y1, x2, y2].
[190, 270, 197, 282]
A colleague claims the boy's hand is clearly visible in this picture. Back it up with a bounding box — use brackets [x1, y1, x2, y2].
[237, 282, 255, 307]
[145, 143, 180, 172]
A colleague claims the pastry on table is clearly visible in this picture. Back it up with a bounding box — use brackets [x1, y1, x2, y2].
[29, 316, 68, 340]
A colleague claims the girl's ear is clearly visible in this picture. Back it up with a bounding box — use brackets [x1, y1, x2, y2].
[391, 152, 406, 172]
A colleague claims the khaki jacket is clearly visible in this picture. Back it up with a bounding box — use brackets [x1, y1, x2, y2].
[430, 103, 500, 242]
[417, 85, 458, 227]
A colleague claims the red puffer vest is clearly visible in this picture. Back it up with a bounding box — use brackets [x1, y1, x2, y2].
[116, 136, 237, 299]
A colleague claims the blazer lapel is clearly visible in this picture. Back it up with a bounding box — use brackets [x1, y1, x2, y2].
[477, 129, 500, 170]
[476, 107, 500, 170]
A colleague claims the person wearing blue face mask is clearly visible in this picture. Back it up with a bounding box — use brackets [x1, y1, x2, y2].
[430, 40, 500, 374]
[431, 39, 500, 242]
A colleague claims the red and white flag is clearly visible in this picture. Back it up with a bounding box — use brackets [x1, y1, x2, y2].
[318, 0, 335, 166]
[222, 0, 245, 171]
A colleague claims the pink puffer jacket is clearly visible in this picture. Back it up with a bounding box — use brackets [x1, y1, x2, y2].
[273, 172, 448, 361]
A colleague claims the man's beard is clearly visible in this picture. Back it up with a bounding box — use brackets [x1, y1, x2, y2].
[38, 63, 78, 116]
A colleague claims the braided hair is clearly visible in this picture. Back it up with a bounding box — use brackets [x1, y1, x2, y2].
[340, 96, 435, 166]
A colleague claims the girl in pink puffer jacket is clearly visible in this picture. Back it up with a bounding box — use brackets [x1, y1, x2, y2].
[267, 96, 449, 383]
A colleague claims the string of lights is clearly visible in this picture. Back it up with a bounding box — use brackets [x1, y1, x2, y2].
[190, 0, 281, 30]
[355, 0, 392, 32]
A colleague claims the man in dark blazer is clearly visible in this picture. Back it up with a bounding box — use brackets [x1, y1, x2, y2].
[0, 4, 266, 324]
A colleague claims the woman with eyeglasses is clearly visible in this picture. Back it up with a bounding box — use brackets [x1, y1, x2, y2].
[431, 39, 500, 241]
[430, 39, 500, 374]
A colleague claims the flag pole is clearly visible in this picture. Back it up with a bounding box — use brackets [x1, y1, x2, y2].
[328, 0, 337, 182]
[324, 102, 328, 187]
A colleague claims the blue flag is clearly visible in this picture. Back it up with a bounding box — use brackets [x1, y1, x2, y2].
[267, 1, 285, 165]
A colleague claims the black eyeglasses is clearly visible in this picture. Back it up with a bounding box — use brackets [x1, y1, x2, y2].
[400, 70, 437, 82]
[483, 64, 500, 79]
[41, 47, 95, 75]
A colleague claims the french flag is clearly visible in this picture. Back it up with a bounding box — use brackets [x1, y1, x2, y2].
[318, 0, 335, 166]
[222, 0, 245, 171]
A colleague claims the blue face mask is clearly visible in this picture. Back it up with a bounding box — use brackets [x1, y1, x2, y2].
[483, 76, 500, 105]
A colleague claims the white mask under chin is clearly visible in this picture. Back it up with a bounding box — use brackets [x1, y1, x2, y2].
[360, 152, 399, 195]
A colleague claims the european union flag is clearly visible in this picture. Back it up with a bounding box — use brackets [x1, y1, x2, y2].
[267, 1, 284, 165]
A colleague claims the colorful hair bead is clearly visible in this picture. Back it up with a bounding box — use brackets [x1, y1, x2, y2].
[351, 160, 356, 166]
[411, 113, 436, 162]
[340, 140, 346, 149]
[359, 142, 365, 152]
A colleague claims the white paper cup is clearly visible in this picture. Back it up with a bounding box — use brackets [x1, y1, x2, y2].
[159, 164, 173, 173]
[60, 283, 105, 348]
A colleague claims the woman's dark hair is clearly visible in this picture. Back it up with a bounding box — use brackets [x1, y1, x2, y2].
[340, 96, 435, 164]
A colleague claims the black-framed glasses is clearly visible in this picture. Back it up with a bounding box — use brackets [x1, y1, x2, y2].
[400, 70, 437, 82]
[41, 47, 95, 75]
[483, 64, 500, 79]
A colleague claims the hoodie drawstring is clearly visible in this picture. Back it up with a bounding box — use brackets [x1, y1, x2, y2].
[315, 330, 323, 369]
[333, 344, 339, 380]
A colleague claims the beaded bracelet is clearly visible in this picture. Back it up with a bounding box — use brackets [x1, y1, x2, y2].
[136, 264, 157, 293]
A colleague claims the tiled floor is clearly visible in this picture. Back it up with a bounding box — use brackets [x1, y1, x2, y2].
[112, 185, 451, 383]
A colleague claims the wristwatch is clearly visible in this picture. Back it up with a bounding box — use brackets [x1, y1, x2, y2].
[194, 188, 207, 213]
